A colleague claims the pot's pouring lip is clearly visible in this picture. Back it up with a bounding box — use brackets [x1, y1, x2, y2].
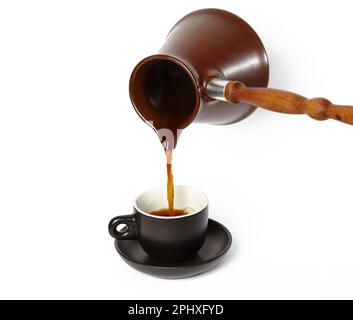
[129, 53, 202, 131]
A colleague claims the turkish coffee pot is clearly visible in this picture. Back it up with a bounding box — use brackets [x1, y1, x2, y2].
[129, 8, 353, 148]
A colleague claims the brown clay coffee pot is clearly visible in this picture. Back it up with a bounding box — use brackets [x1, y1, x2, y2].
[129, 8, 353, 148]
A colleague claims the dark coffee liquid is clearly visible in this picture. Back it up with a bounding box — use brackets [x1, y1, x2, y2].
[150, 149, 188, 217]
[132, 60, 197, 215]
[149, 149, 190, 217]
[167, 163, 174, 211]
[150, 208, 188, 217]
[131, 59, 197, 149]
[166, 149, 174, 212]
[145, 60, 196, 149]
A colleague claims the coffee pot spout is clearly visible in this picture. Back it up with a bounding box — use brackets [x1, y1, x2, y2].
[130, 8, 270, 137]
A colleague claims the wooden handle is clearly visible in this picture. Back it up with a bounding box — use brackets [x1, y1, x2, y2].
[225, 81, 353, 125]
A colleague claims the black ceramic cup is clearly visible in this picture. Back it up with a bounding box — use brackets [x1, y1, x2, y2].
[108, 186, 209, 263]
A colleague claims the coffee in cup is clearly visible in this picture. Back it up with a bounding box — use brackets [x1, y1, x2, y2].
[108, 185, 209, 262]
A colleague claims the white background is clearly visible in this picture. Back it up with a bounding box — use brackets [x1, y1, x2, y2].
[0, 0, 353, 300]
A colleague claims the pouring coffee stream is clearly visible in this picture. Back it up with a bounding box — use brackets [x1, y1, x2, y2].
[129, 9, 353, 215]
[149, 148, 179, 217]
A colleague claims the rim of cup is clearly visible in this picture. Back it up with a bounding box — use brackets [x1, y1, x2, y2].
[133, 185, 209, 220]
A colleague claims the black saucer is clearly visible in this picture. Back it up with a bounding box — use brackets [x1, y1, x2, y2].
[114, 219, 232, 279]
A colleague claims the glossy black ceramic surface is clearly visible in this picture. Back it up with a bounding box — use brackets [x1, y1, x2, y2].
[108, 188, 209, 263]
[113, 219, 232, 279]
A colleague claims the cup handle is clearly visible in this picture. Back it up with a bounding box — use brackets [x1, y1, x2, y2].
[108, 215, 137, 240]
